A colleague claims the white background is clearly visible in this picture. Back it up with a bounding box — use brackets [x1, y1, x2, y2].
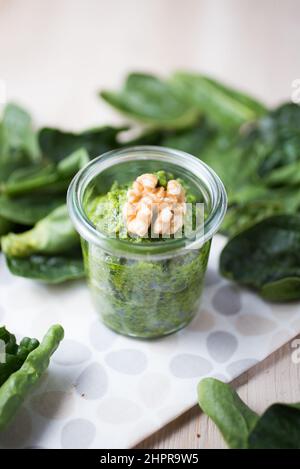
[0, 0, 299, 129]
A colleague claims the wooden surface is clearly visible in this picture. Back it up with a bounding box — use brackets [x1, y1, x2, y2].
[136, 334, 300, 449]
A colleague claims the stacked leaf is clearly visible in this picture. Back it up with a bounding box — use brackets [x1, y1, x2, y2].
[103, 73, 300, 301]
[2, 72, 300, 300]
[198, 378, 300, 449]
[0, 103, 125, 282]
[0, 325, 64, 430]
[0, 326, 39, 387]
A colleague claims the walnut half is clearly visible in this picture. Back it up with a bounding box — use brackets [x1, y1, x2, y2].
[124, 173, 186, 237]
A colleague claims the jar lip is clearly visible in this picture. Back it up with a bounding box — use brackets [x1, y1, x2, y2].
[67, 145, 227, 259]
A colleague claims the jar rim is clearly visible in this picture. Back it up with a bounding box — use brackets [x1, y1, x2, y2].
[67, 145, 227, 259]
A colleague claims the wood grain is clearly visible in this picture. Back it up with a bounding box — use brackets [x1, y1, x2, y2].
[136, 334, 300, 449]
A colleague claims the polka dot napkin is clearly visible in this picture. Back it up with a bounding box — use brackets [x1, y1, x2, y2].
[0, 235, 299, 449]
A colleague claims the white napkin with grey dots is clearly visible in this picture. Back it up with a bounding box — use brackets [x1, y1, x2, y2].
[0, 235, 299, 449]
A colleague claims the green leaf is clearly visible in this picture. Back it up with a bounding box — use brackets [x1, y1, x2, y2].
[173, 72, 266, 129]
[0, 103, 40, 180]
[221, 199, 285, 237]
[0, 194, 65, 225]
[261, 277, 300, 302]
[264, 159, 300, 187]
[57, 147, 89, 176]
[161, 118, 216, 155]
[241, 103, 300, 177]
[0, 327, 17, 355]
[0, 327, 39, 387]
[248, 403, 300, 449]
[5, 250, 85, 283]
[220, 215, 300, 301]
[39, 125, 124, 162]
[198, 378, 259, 448]
[0, 216, 13, 237]
[0, 336, 39, 387]
[0, 103, 39, 159]
[0, 324, 64, 430]
[100, 73, 199, 129]
[1, 205, 79, 257]
[1, 148, 89, 197]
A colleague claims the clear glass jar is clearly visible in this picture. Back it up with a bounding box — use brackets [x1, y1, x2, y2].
[67, 146, 227, 338]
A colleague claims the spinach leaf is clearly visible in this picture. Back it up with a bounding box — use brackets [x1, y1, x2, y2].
[241, 103, 300, 177]
[173, 72, 266, 129]
[1, 205, 79, 257]
[0, 194, 65, 225]
[5, 250, 85, 283]
[264, 159, 300, 187]
[0, 103, 40, 180]
[0, 325, 64, 431]
[39, 125, 125, 162]
[0, 216, 13, 237]
[100, 73, 199, 129]
[126, 117, 216, 157]
[198, 378, 259, 448]
[0, 335, 39, 387]
[1, 148, 89, 196]
[221, 199, 285, 237]
[161, 118, 216, 155]
[220, 215, 300, 301]
[198, 378, 300, 449]
[248, 403, 300, 449]
[0, 326, 17, 354]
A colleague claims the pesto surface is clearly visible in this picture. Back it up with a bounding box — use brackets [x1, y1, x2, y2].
[84, 171, 211, 338]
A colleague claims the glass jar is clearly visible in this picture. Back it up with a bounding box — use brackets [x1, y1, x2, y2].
[67, 146, 227, 338]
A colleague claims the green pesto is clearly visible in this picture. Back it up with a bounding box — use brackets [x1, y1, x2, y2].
[83, 171, 210, 338]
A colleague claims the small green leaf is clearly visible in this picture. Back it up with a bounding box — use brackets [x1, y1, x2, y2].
[1, 205, 79, 257]
[0, 194, 65, 225]
[0, 216, 13, 237]
[5, 250, 85, 283]
[1, 148, 89, 197]
[198, 378, 258, 449]
[173, 72, 266, 129]
[57, 148, 89, 177]
[248, 403, 300, 449]
[261, 277, 300, 302]
[100, 73, 199, 129]
[39, 126, 125, 162]
[0, 103, 40, 181]
[220, 215, 300, 301]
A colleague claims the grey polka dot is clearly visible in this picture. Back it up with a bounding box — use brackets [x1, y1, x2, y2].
[170, 354, 213, 378]
[31, 391, 75, 419]
[89, 320, 117, 352]
[61, 419, 96, 449]
[75, 362, 108, 400]
[205, 268, 222, 287]
[212, 285, 242, 316]
[207, 331, 238, 363]
[226, 359, 259, 378]
[53, 339, 91, 366]
[235, 314, 276, 336]
[98, 398, 141, 424]
[188, 310, 215, 332]
[0, 408, 32, 448]
[105, 349, 147, 375]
